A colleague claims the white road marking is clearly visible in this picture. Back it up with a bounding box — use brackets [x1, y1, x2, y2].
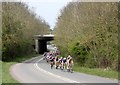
[34, 58, 80, 83]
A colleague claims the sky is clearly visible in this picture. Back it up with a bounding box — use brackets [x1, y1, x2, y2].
[20, 0, 118, 29]
[21, 0, 71, 29]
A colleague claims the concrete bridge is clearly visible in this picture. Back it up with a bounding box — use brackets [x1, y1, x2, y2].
[34, 34, 54, 54]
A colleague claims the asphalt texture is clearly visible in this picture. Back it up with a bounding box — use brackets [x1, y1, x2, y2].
[10, 56, 118, 83]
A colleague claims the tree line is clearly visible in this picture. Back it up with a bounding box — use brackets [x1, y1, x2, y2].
[2, 2, 50, 61]
[54, 2, 119, 71]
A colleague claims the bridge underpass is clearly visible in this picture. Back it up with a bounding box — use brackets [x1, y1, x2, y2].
[34, 34, 54, 54]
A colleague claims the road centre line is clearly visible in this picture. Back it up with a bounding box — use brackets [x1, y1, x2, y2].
[34, 58, 80, 83]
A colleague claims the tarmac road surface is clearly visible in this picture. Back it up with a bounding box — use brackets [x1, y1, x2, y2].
[10, 56, 118, 84]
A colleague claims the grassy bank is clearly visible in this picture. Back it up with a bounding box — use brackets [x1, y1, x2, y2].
[2, 54, 39, 83]
[73, 63, 119, 80]
[0, 61, 2, 84]
[2, 62, 18, 83]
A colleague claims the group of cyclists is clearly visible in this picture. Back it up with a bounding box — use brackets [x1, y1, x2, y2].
[43, 49, 74, 73]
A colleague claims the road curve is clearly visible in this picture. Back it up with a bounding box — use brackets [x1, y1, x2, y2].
[10, 56, 118, 84]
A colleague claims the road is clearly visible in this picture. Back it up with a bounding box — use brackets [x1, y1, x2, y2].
[10, 45, 118, 84]
[10, 56, 118, 84]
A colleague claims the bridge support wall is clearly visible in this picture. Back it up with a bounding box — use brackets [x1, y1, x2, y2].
[38, 40, 47, 54]
[35, 39, 47, 54]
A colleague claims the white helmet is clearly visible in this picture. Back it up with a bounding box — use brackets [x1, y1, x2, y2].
[67, 55, 71, 59]
[64, 58, 66, 60]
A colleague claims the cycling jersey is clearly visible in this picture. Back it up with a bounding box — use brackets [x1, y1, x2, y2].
[63, 59, 66, 63]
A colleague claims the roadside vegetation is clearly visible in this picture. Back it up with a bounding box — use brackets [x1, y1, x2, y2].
[2, 2, 50, 61]
[0, 61, 2, 84]
[2, 2, 50, 83]
[73, 63, 119, 80]
[54, 2, 119, 79]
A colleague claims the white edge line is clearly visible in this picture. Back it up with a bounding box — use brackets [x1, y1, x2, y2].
[34, 58, 80, 83]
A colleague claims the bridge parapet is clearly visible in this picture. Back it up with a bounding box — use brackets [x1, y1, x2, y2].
[34, 34, 54, 41]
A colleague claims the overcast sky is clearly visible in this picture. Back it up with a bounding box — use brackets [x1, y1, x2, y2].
[20, 0, 118, 29]
[21, 0, 71, 29]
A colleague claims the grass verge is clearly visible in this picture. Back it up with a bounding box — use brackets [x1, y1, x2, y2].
[73, 63, 119, 80]
[0, 61, 2, 84]
[2, 54, 40, 84]
[2, 61, 18, 83]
